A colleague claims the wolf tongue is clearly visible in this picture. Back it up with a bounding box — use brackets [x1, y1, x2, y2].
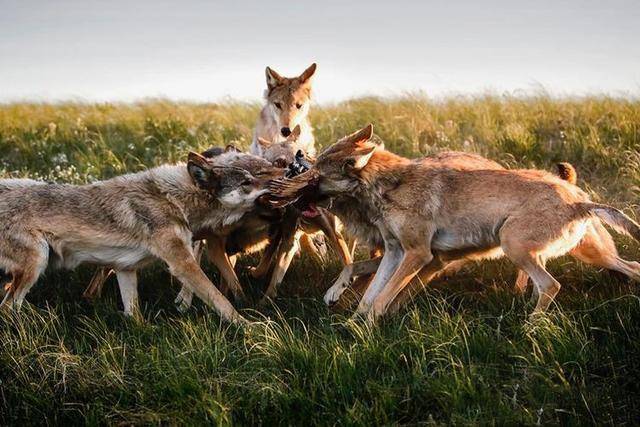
[302, 202, 319, 218]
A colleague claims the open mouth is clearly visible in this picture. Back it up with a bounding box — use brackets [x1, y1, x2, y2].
[301, 202, 320, 218]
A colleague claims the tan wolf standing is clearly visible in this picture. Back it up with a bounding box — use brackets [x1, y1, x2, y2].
[0, 153, 269, 324]
[250, 63, 317, 157]
[269, 124, 640, 321]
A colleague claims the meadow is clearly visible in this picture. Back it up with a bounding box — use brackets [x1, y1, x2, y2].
[0, 95, 639, 425]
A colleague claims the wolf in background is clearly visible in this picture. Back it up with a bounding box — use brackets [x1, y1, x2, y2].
[250, 63, 317, 157]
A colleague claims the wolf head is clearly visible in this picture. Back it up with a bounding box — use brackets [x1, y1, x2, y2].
[312, 124, 377, 195]
[265, 124, 377, 217]
[198, 147, 287, 218]
[257, 125, 303, 168]
[187, 152, 267, 210]
[201, 145, 284, 183]
[264, 63, 316, 138]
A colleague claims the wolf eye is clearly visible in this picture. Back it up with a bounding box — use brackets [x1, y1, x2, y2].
[296, 103, 302, 109]
[274, 102, 282, 110]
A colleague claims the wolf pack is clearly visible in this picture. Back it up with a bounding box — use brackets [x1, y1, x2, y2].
[1, 63, 639, 326]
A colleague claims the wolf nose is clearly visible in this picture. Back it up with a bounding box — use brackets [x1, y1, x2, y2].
[281, 127, 291, 137]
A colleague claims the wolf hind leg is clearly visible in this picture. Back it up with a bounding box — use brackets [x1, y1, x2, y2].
[501, 235, 560, 315]
[571, 220, 640, 282]
[83, 268, 114, 300]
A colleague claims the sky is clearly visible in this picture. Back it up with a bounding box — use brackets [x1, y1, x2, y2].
[1, 0, 639, 103]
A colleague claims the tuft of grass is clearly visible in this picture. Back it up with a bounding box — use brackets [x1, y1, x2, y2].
[0, 95, 639, 424]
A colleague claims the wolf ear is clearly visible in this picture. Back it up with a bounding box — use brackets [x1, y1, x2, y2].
[345, 123, 374, 146]
[201, 147, 224, 158]
[257, 137, 272, 149]
[225, 144, 240, 153]
[265, 66, 283, 90]
[299, 63, 317, 83]
[188, 152, 214, 189]
[287, 125, 302, 142]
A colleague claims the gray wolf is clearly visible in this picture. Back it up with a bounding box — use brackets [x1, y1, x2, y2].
[82, 147, 286, 312]
[0, 153, 268, 324]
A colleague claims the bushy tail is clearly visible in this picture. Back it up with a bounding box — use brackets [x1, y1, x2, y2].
[578, 203, 640, 241]
[556, 162, 577, 184]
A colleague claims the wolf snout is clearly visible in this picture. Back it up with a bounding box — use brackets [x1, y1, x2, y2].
[280, 127, 291, 137]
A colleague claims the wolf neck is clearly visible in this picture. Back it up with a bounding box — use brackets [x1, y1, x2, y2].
[329, 150, 411, 246]
[359, 149, 411, 191]
[149, 165, 243, 232]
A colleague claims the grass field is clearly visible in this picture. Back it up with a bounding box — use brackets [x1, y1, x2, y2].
[0, 95, 639, 425]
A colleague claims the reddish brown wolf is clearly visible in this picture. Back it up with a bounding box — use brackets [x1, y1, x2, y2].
[269, 125, 640, 321]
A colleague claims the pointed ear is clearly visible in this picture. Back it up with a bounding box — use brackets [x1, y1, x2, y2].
[352, 145, 377, 170]
[188, 151, 210, 167]
[344, 123, 374, 146]
[344, 145, 376, 172]
[201, 147, 225, 158]
[187, 151, 213, 189]
[225, 144, 240, 153]
[287, 125, 301, 142]
[257, 137, 272, 149]
[299, 63, 317, 83]
[265, 66, 283, 90]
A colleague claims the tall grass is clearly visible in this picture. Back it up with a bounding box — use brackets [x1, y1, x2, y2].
[0, 95, 639, 424]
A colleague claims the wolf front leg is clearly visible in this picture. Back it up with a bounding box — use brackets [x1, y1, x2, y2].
[249, 227, 282, 279]
[310, 211, 353, 265]
[385, 258, 468, 315]
[115, 270, 141, 319]
[368, 249, 433, 322]
[151, 231, 247, 325]
[206, 236, 246, 304]
[261, 230, 299, 304]
[354, 244, 403, 316]
[260, 212, 300, 304]
[324, 256, 382, 306]
[174, 240, 205, 312]
[372, 252, 442, 320]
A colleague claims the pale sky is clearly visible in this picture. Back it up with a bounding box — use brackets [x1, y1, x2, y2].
[1, 0, 639, 103]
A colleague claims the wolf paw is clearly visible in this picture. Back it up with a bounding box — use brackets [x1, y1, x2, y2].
[174, 289, 193, 313]
[324, 270, 353, 306]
